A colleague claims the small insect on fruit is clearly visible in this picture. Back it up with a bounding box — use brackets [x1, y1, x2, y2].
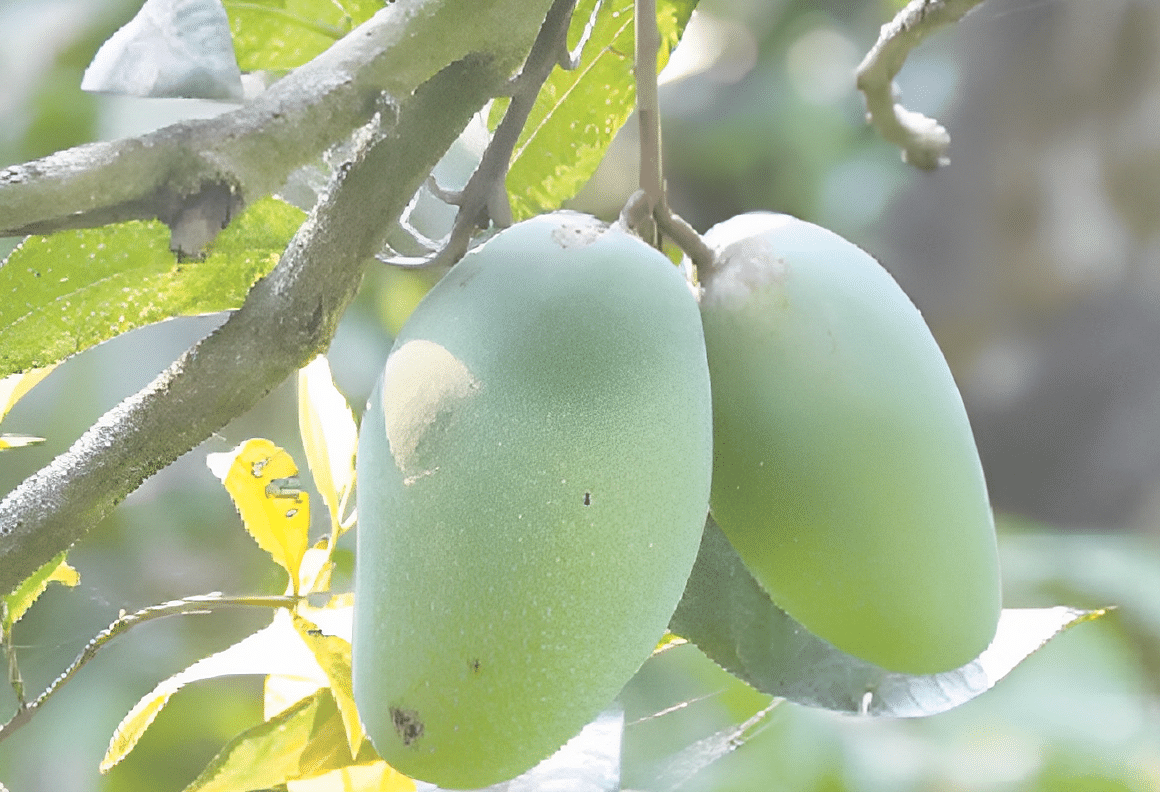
[696, 212, 1001, 675]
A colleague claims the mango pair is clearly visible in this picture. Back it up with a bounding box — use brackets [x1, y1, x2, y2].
[353, 211, 1000, 789]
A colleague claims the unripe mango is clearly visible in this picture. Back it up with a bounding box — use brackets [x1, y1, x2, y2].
[354, 212, 712, 788]
[697, 212, 1000, 674]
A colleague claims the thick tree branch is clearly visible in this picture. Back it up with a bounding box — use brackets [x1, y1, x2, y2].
[0, 0, 554, 596]
[855, 0, 986, 170]
[0, 0, 547, 252]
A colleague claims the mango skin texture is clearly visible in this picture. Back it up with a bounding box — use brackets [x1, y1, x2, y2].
[354, 212, 713, 789]
[697, 213, 1000, 675]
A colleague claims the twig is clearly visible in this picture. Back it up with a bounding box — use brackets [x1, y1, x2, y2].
[559, 0, 604, 70]
[628, 0, 714, 275]
[0, 1, 555, 597]
[378, 0, 581, 271]
[0, 594, 298, 742]
[855, 0, 986, 170]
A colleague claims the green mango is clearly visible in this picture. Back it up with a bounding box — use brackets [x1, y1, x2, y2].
[697, 212, 1001, 674]
[354, 211, 712, 788]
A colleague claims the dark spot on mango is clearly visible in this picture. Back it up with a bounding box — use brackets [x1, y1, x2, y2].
[390, 706, 424, 747]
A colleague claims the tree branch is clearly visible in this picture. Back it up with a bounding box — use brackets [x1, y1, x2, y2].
[0, 0, 550, 253]
[0, 0, 554, 596]
[855, 0, 986, 170]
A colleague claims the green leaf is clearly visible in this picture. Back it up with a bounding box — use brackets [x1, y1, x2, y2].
[225, 0, 384, 71]
[183, 689, 358, 792]
[0, 197, 304, 379]
[500, 0, 698, 220]
[2, 551, 78, 628]
[670, 517, 1105, 717]
[102, 609, 329, 773]
[206, 439, 311, 592]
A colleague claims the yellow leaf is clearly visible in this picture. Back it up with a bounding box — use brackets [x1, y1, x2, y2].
[207, 439, 310, 592]
[265, 673, 326, 721]
[103, 609, 328, 772]
[292, 611, 363, 757]
[3, 552, 78, 629]
[653, 632, 688, 655]
[184, 689, 352, 792]
[0, 365, 55, 451]
[288, 762, 415, 792]
[263, 599, 352, 719]
[0, 434, 45, 450]
[297, 542, 335, 598]
[102, 677, 183, 772]
[298, 356, 357, 535]
[0, 365, 56, 423]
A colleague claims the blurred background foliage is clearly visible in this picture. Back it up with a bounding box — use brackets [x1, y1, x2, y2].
[1, 0, 1159, 790]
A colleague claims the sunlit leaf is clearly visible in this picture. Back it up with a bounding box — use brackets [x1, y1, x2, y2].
[298, 355, 357, 535]
[499, 0, 698, 220]
[999, 528, 1160, 632]
[266, 673, 328, 721]
[670, 517, 1104, 717]
[0, 197, 304, 379]
[0, 365, 55, 421]
[102, 608, 327, 772]
[0, 434, 44, 450]
[184, 688, 360, 792]
[206, 438, 310, 592]
[0, 365, 54, 448]
[300, 596, 353, 641]
[288, 762, 415, 792]
[2, 551, 78, 628]
[292, 611, 362, 756]
[265, 598, 353, 718]
[225, 0, 383, 71]
[297, 541, 336, 598]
